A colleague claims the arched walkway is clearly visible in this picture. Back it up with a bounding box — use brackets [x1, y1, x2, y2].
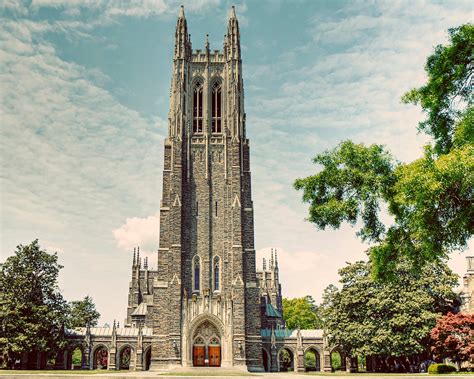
[144, 347, 151, 371]
[304, 347, 321, 372]
[330, 349, 346, 372]
[93, 346, 108, 370]
[278, 347, 294, 372]
[191, 320, 221, 367]
[118, 345, 133, 370]
[262, 348, 270, 372]
[67, 346, 83, 370]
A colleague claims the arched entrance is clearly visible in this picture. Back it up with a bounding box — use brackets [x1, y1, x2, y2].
[66, 346, 83, 369]
[118, 345, 132, 370]
[144, 348, 151, 371]
[305, 347, 321, 372]
[192, 320, 221, 367]
[93, 346, 108, 370]
[262, 348, 270, 372]
[330, 349, 346, 372]
[278, 347, 294, 372]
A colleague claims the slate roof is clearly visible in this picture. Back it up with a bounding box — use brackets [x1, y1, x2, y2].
[131, 302, 148, 316]
[66, 327, 153, 337]
[260, 328, 323, 339]
[265, 303, 282, 318]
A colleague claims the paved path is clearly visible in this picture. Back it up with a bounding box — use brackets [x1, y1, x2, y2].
[1, 372, 473, 379]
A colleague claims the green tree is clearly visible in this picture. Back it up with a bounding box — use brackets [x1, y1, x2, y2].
[69, 296, 100, 328]
[320, 259, 458, 359]
[0, 240, 69, 368]
[294, 24, 473, 278]
[282, 296, 323, 329]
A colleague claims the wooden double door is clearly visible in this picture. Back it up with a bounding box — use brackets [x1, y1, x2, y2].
[193, 345, 221, 367]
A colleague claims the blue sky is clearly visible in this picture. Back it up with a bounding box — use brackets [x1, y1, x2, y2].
[1, 0, 472, 325]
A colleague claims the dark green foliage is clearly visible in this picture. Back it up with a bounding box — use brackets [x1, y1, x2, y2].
[320, 259, 458, 358]
[294, 141, 395, 243]
[0, 240, 69, 365]
[282, 296, 323, 330]
[69, 296, 100, 328]
[71, 348, 82, 365]
[428, 363, 457, 374]
[402, 24, 473, 155]
[295, 25, 474, 278]
[331, 352, 342, 371]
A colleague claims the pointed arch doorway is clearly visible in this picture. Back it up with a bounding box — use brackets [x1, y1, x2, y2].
[192, 320, 221, 367]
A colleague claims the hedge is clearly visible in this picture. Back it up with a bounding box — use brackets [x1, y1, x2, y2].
[428, 363, 457, 374]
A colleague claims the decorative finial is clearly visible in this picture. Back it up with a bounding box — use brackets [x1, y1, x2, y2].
[205, 34, 210, 51]
[133, 248, 136, 266]
[229, 5, 236, 19]
[270, 248, 274, 269]
[137, 246, 140, 268]
[144, 256, 148, 270]
[178, 5, 185, 19]
[263, 257, 266, 271]
[113, 319, 116, 329]
[275, 249, 278, 268]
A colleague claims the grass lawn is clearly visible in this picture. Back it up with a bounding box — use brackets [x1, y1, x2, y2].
[0, 370, 105, 375]
[158, 372, 257, 376]
[303, 372, 474, 376]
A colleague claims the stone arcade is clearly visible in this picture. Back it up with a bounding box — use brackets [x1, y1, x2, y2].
[61, 6, 344, 373]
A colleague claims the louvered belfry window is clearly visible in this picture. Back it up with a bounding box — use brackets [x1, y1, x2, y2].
[193, 81, 203, 133]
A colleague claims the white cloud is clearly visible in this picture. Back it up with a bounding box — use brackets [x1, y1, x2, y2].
[113, 214, 159, 255]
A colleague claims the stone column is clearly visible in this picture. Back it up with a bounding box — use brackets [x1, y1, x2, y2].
[323, 350, 331, 372]
[108, 348, 117, 370]
[270, 347, 278, 372]
[82, 345, 91, 370]
[296, 349, 305, 372]
[295, 329, 304, 372]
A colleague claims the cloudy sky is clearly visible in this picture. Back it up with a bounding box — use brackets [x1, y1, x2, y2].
[1, 0, 472, 325]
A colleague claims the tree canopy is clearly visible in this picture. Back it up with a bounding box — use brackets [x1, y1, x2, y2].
[69, 296, 100, 328]
[294, 24, 473, 278]
[320, 259, 458, 358]
[430, 312, 474, 364]
[282, 296, 323, 330]
[0, 240, 69, 364]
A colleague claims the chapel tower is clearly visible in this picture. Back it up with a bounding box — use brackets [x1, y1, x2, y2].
[150, 6, 263, 371]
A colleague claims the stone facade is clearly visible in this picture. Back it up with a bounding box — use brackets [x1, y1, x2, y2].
[148, 5, 261, 371]
[61, 6, 335, 373]
[460, 256, 474, 313]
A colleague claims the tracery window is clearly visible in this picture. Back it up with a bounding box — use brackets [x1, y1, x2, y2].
[193, 255, 201, 291]
[211, 81, 222, 133]
[193, 81, 203, 133]
[213, 256, 220, 291]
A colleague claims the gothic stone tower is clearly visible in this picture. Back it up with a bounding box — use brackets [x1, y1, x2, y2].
[150, 6, 263, 371]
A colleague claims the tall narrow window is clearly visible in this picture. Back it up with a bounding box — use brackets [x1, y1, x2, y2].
[193, 256, 200, 291]
[211, 81, 222, 133]
[193, 82, 203, 133]
[213, 256, 220, 291]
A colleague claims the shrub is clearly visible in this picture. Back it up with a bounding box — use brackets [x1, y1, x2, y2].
[428, 363, 457, 374]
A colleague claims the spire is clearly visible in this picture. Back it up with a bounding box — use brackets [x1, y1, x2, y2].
[275, 249, 278, 269]
[230, 5, 237, 19]
[227, 5, 240, 60]
[174, 5, 189, 59]
[270, 248, 274, 269]
[263, 257, 267, 271]
[133, 247, 136, 266]
[144, 256, 148, 270]
[205, 34, 210, 55]
[137, 246, 140, 269]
